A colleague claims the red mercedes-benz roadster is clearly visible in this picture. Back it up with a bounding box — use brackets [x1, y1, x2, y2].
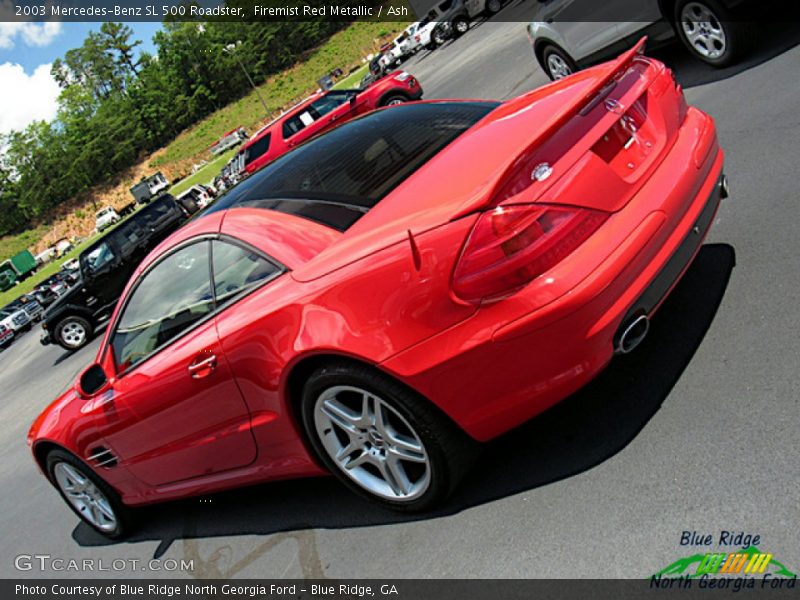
[29, 41, 727, 537]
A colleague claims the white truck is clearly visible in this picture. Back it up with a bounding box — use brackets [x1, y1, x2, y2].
[95, 206, 121, 232]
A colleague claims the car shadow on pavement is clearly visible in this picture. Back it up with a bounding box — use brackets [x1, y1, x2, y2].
[73, 243, 736, 555]
[652, 22, 800, 89]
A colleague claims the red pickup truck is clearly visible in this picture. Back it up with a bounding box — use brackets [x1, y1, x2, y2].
[239, 70, 423, 176]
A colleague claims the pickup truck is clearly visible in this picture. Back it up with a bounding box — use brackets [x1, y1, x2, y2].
[41, 195, 188, 351]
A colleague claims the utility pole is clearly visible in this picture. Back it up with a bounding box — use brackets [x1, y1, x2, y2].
[224, 42, 269, 118]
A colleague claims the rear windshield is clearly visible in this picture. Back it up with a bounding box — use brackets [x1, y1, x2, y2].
[206, 102, 496, 231]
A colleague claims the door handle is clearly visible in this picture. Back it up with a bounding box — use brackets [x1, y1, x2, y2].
[188, 354, 217, 379]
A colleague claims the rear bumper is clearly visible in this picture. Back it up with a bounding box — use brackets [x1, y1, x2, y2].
[615, 172, 726, 350]
[382, 108, 724, 441]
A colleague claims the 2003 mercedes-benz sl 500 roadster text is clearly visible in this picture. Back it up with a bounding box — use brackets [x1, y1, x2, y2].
[29, 40, 728, 537]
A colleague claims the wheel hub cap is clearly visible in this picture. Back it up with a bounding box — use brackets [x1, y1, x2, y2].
[681, 2, 727, 59]
[547, 55, 572, 79]
[61, 322, 86, 347]
[53, 462, 117, 532]
[314, 385, 431, 501]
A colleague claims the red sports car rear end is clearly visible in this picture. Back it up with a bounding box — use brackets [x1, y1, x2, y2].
[381, 38, 727, 441]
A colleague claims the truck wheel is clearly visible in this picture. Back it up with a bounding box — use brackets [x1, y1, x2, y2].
[541, 45, 578, 80]
[453, 17, 470, 36]
[486, 0, 502, 13]
[56, 316, 92, 351]
[381, 94, 409, 106]
[675, 0, 753, 67]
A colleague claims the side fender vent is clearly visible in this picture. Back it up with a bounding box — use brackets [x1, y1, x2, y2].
[87, 446, 118, 468]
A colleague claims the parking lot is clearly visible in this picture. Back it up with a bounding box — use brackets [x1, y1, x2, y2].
[1, 3, 799, 579]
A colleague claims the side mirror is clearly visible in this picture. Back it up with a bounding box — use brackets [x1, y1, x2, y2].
[78, 363, 110, 397]
[349, 94, 358, 108]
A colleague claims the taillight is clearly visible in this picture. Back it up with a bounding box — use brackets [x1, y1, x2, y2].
[452, 204, 608, 303]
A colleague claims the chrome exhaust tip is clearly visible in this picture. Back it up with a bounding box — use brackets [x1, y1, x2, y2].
[617, 314, 650, 355]
[720, 174, 730, 199]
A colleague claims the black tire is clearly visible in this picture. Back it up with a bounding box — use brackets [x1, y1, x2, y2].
[541, 44, 578, 81]
[432, 24, 450, 47]
[453, 17, 470, 36]
[380, 94, 410, 107]
[45, 449, 132, 539]
[299, 361, 479, 512]
[674, 0, 754, 67]
[486, 0, 502, 14]
[55, 315, 92, 351]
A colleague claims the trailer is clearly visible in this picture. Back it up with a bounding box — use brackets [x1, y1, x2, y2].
[130, 172, 169, 204]
[11, 250, 36, 278]
[0, 249, 35, 290]
[209, 127, 248, 156]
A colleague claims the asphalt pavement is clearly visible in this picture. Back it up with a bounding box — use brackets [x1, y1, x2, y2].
[0, 5, 798, 579]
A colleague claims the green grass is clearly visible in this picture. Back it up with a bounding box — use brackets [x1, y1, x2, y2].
[0, 226, 51, 266]
[333, 64, 369, 89]
[168, 148, 238, 197]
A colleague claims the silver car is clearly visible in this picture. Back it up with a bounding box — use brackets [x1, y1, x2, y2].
[527, 0, 753, 80]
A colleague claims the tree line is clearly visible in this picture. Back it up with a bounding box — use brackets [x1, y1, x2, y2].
[0, 9, 348, 236]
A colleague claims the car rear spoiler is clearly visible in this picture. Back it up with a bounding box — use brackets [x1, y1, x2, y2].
[449, 37, 651, 219]
[575, 37, 647, 108]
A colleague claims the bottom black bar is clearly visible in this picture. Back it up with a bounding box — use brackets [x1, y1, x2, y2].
[5, 578, 798, 600]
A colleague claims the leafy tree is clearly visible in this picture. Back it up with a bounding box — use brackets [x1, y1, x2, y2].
[2, 18, 350, 237]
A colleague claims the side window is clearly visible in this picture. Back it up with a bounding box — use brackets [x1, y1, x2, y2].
[111, 218, 144, 257]
[112, 242, 213, 371]
[310, 92, 353, 118]
[282, 109, 318, 139]
[244, 133, 271, 165]
[212, 240, 281, 306]
[82, 242, 116, 276]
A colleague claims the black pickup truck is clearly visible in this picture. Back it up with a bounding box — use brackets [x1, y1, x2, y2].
[41, 195, 188, 351]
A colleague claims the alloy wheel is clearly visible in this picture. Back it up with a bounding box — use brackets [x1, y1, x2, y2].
[680, 2, 727, 60]
[547, 54, 573, 79]
[313, 385, 431, 501]
[53, 462, 118, 532]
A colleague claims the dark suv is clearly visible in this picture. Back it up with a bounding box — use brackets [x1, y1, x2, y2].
[41, 195, 187, 351]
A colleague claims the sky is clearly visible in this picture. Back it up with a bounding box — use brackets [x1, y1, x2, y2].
[0, 21, 162, 135]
